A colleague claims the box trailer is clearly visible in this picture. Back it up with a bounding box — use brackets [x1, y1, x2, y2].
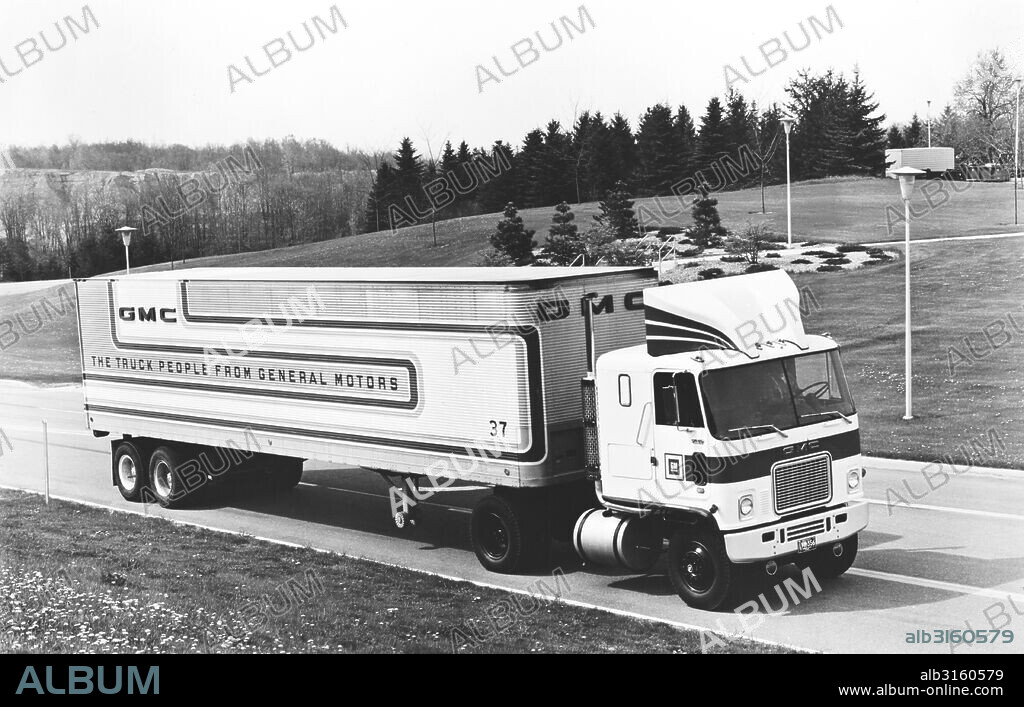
[76, 267, 867, 609]
[885, 147, 955, 177]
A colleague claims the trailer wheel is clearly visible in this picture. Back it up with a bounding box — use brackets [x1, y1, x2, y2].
[810, 533, 858, 580]
[667, 524, 734, 611]
[113, 440, 150, 502]
[147, 446, 190, 508]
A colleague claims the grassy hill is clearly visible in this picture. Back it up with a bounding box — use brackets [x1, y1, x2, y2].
[118, 176, 1021, 275]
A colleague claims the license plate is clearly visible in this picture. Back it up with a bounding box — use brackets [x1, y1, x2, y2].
[797, 537, 816, 553]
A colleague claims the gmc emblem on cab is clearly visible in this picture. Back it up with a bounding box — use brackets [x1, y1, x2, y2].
[118, 307, 177, 323]
[783, 440, 821, 456]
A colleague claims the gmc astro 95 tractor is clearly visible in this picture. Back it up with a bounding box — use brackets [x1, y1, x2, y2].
[573, 269, 867, 609]
[76, 266, 866, 610]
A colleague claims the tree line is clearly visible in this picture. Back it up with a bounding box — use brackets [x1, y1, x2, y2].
[0, 139, 371, 281]
[363, 68, 887, 234]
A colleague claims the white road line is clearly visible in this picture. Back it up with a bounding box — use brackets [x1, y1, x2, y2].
[848, 568, 1024, 606]
[0, 483, 810, 654]
[865, 498, 1024, 522]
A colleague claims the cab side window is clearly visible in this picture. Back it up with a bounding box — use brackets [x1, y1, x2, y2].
[654, 372, 705, 428]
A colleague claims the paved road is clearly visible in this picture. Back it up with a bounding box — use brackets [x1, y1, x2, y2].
[1, 382, 1022, 654]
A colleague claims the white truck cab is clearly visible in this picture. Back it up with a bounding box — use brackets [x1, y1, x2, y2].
[574, 270, 869, 610]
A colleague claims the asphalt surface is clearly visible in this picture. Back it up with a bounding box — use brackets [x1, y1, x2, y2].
[1, 381, 1022, 654]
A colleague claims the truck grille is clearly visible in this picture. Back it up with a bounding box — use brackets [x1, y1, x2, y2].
[773, 453, 832, 514]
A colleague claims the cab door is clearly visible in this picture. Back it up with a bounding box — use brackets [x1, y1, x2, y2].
[651, 372, 706, 502]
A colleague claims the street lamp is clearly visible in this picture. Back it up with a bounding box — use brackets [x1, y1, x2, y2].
[116, 227, 137, 275]
[891, 167, 925, 421]
[780, 115, 796, 247]
[1014, 78, 1021, 226]
[926, 100, 932, 148]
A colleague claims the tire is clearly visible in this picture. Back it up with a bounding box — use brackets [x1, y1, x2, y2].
[113, 440, 150, 502]
[471, 492, 549, 573]
[666, 524, 734, 610]
[146, 445, 192, 508]
[810, 533, 858, 580]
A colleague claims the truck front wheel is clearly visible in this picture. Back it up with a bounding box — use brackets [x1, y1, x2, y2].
[667, 524, 734, 611]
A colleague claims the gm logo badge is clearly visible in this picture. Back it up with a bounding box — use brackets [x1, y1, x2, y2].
[783, 439, 821, 456]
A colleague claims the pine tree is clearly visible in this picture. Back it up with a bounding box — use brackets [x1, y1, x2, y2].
[887, 125, 905, 149]
[594, 180, 639, 240]
[606, 113, 637, 189]
[636, 104, 683, 196]
[697, 97, 730, 182]
[491, 202, 536, 264]
[363, 161, 398, 231]
[517, 129, 547, 208]
[675, 105, 698, 185]
[846, 69, 887, 174]
[541, 201, 583, 265]
[539, 120, 574, 206]
[393, 137, 423, 208]
[690, 195, 727, 249]
[903, 114, 924, 148]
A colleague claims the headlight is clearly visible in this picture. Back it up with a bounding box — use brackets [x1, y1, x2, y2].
[847, 469, 861, 490]
[739, 495, 754, 517]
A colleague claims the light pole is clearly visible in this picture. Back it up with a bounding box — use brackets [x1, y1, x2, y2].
[781, 115, 796, 247]
[116, 227, 137, 275]
[1014, 78, 1021, 226]
[891, 167, 924, 421]
[926, 100, 932, 148]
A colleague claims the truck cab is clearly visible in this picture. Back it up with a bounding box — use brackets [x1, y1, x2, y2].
[573, 271, 869, 610]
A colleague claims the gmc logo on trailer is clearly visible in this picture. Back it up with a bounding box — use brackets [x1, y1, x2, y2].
[119, 307, 177, 323]
[581, 291, 645, 316]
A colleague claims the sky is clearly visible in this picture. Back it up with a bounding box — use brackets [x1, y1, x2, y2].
[1, 0, 1022, 153]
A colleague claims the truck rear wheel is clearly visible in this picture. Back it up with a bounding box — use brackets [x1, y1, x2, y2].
[113, 440, 150, 502]
[667, 524, 734, 611]
[471, 493, 548, 574]
[147, 445, 192, 508]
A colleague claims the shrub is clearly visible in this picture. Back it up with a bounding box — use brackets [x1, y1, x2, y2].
[678, 247, 702, 258]
[698, 267, 726, 280]
[765, 252, 781, 258]
[720, 255, 747, 263]
[658, 226, 685, 237]
[745, 262, 778, 273]
[683, 261, 699, 269]
[866, 247, 885, 256]
[869, 251, 893, 260]
[824, 257, 852, 265]
[804, 250, 842, 259]
[863, 259, 887, 266]
[817, 264, 843, 272]
[800, 238, 825, 246]
[791, 258, 812, 265]
[837, 243, 867, 253]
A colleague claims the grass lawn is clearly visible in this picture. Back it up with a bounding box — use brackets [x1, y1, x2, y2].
[0, 490, 773, 654]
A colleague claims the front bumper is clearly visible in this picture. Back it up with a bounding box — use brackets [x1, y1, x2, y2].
[723, 501, 868, 563]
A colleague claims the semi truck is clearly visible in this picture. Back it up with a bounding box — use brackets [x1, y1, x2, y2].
[75, 266, 867, 610]
[884, 147, 955, 178]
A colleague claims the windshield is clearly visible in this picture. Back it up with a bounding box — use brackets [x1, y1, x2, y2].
[699, 350, 856, 440]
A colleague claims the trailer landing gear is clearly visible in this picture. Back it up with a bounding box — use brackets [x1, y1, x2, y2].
[377, 473, 424, 531]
